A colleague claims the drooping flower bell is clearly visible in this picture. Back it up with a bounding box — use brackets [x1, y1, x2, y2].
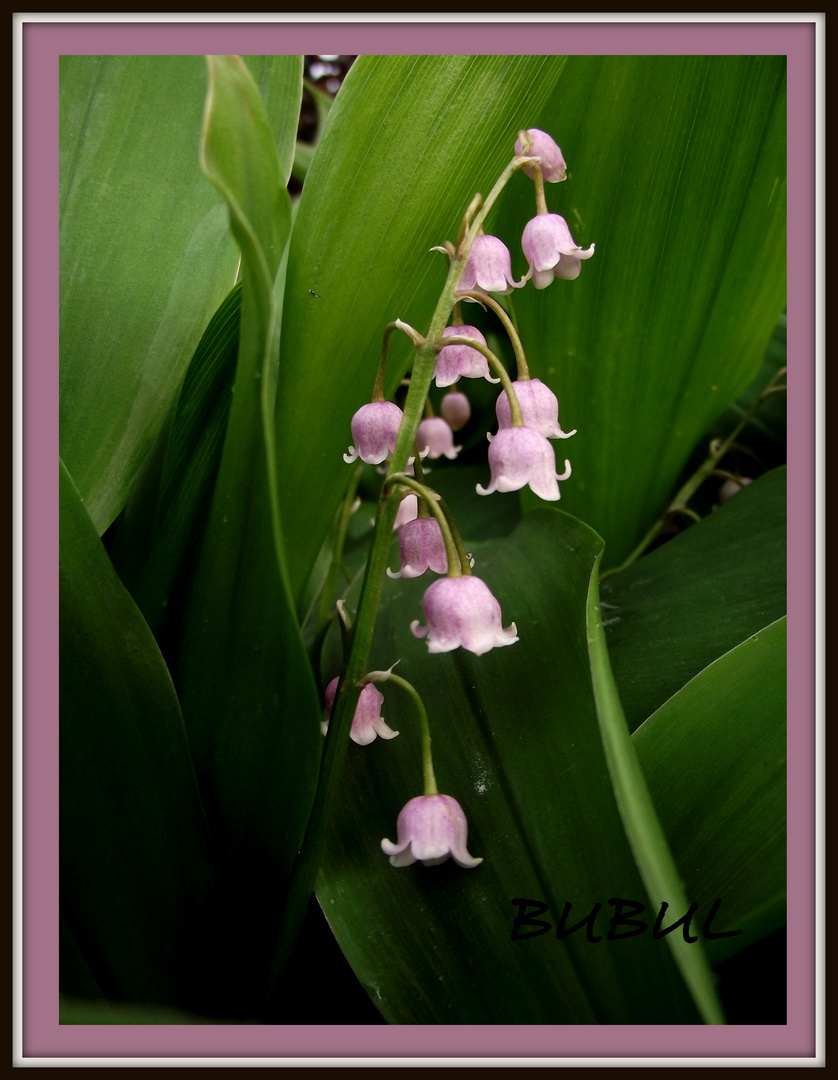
[381, 793, 483, 868]
[457, 235, 524, 295]
[514, 128, 567, 183]
[411, 574, 518, 656]
[495, 378, 576, 440]
[343, 401, 404, 465]
[416, 417, 462, 460]
[441, 391, 471, 431]
[387, 517, 448, 580]
[477, 426, 571, 502]
[322, 677, 399, 746]
[393, 492, 419, 530]
[521, 214, 595, 287]
[434, 325, 499, 388]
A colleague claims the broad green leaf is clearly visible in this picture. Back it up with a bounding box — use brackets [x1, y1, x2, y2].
[59, 56, 240, 532]
[242, 55, 304, 185]
[634, 618, 787, 965]
[504, 56, 787, 568]
[600, 466, 786, 732]
[175, 57, 321, 1017]
[316, 510, 718, 1024]
[586, 554, 724, 1023]
[59, 459, 213, 1009]
[274, 56, 572, 608]
[105, 283, 242, 638]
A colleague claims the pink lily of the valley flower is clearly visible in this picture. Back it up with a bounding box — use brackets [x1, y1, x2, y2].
[457, 235, 525, 295]
[393, 492, 419, 530]
[381, 793, 483, 868]
[440, 391, 471, 431]
[495, 378, 576, 440]
[477, 426, 571, 502]
[521, 214, 595, 287]
[514, 128, 567, 182]
[411, 574, 518, 656]
[343, 401, 404, 465]
[322, 677, 399, 746]
[387, 517, 448, 580]
[416, 417, 462, 461]
[434, 325, 499, 388]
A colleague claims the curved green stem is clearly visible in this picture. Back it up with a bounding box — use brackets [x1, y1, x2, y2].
[455, 290, 531, 380]
[367, 671, 437, 796]
[388, 473, 467, 577]
[438, 334, 524, 427]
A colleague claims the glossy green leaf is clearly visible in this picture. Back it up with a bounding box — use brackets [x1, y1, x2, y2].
[104, 282, 241, 636]
[586, 557, 724, 1022]
[59, 459, 213, 1009]
[59, 56, 240, 532]
[634, 617, 787, 965]
[274, 56, 572, 607]
[316, 510, 718, 1024]
[601, 466, 786, 732]
[242, 55, 304, 185]
[175, 57, 321, 1017]
[504, 56, 787, 568]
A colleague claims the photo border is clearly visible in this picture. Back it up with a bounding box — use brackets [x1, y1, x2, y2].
[16, 12, 823, 1066]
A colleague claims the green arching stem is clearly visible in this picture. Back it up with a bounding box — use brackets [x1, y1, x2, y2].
[269, 152, 537, 1008]
[374, 321, 422, 401]
[439, 334, 525, 427]
[388, 473, 467, 578]
[599, 365, 788, 581]
[367, 671, 437, 796]
[532, 163, 548, 216]
[455, 290, 531, 380]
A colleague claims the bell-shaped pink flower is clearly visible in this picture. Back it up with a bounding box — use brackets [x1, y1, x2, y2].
[522, 214, 595, 287]
[381, 793, 483, 868]
[457, 235, 525, 295]
[344, 401, 404, 464]
[515, 128, 567, 183]
[441, 391, 471, 431]
[411, 574, 518, 656]
[393, 492, 419, 530]
[387, 517, 448, 580]
[434, 324, 499, 388]
[323, 677, 399, 746]
[416, 417, 462, 460]
[477, 426, 571, 502]
[495, 378, 576, 440]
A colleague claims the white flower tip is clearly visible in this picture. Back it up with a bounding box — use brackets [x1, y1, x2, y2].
[555, 427, 577, 440]
[386, 566, 401, 579]
[485, 373, 502, 384]
[475, 482, 493, 497]
[557, 459, 572, 481]
[410, 619, 428, 639]
[343, 447, 359, 463]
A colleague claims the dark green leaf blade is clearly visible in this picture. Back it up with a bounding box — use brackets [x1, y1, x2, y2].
[59, 56, 240, 533]
[633, 617, 787, 965]
[175, 56, 321, 1016]
[59, 459, 214, 1010]
[506, 56, 787, 568]
[601, 466, 786, 733]
[316, 510, 711, 1024]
